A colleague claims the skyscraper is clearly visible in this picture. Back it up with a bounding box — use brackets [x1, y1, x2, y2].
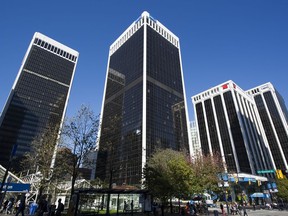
[96, 12, 192, 185]
[190, 121, 200, 155]
[0, 32, 79, 171]
[247, 83, 288, 173]
[192, 80, 274, 176]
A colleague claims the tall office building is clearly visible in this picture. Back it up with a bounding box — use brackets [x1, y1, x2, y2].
[96, 12, 192, 185]
[190, 121, 200, 155]
[247, 83, 288, 172]
[192, 80, 274, 176]
[0, 32, 79, 171]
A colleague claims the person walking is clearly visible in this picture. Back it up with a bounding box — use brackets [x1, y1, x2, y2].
[6, 198, 14, 214]
[124, 201, 128, 212]
[36, 195, 48, 216]
[15, 196, 26, 216]
[242, 205, 248, 216]
[252, 201, 255, 211]
[55, 199, 64, 216]
[220, 203, 224, 215]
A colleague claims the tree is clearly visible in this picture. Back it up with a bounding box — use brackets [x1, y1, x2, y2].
[21, 123, 62, 199]
[276, 178, 288, 202]
[143, 149, 193, 202]
[189, 152, 224, 194]
[61, 105, 99, 197]
[143, 149, 224, 201]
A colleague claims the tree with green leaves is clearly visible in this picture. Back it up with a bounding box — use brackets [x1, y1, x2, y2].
[143, 149, 224, 204]
[276, 177, 288, 202]
[143, 149, 193, 202]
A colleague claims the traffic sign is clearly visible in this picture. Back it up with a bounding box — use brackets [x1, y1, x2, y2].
[257, 170, 275, 174]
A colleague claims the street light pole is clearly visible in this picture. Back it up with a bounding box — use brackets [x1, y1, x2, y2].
[221, 173, 229, 215]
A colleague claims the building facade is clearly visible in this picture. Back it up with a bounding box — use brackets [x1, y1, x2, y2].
[0, 32, 79, 171]
[96, 12, 192, 186]
[190, 121, 200, 155]
[247, 83, 288, 173]
[192, 80, 274, 176]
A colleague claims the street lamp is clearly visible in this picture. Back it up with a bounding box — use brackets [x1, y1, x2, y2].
[219, 172, 229, 215]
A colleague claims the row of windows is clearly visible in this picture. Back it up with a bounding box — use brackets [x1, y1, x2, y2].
[147, 26, 183, 93]
[110, 13, 179, 56]
[196, 102, 209, 155]
[34, 38, 77, 62]
[254, 95, 286, 168]
[146, 16, 179, 47]
[110, 17, 144, 55]
[204, 99, 220, 154]
[26, 46, 75, 85]
[109, 28, 143, 87]
[264, 92, 288, 167]
[224, 91, 251, 173]
[248, 88, 260, 95]
[193, 87, 221, 102]
[213, 95, 236, 171]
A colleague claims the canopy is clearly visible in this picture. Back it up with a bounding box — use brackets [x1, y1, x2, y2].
[250, 192, 265, 198]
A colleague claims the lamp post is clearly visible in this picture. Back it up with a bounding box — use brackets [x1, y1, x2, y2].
[220, 173, 229, 215]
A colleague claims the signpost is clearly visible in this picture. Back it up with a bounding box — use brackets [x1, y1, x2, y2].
[0, 183, 30, 193]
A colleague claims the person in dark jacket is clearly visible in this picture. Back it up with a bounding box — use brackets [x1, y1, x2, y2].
[37, 195, 48, 216]
[55, 199, 64, 216]
[15, 196, 26, 216]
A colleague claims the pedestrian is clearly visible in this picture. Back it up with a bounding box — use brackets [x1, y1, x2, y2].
[0, 199, 9, 213]
[252, 200, 255, 211]
[55, 199, 64, 216]
[185, 202, 189, 215]
[6, 198, 14, 214]
[242, 205, 248, 216]
[29, 202, 38, 215]
[130, 200, 134, 216]
[15, 199, 21, 214]
[124, 201, 128, 212]
[36, 195, 48, 216]
[220, 203, 224, 215]
[15, 196, 26, 216]
[152, 202, 158, 216]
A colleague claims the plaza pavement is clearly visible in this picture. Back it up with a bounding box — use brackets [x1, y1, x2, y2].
[0, 208, 287, 216]
[206, 206, 288, 216]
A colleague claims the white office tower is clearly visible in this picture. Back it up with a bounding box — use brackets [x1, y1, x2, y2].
[247, 83, 288, 173]
[190, 121, 200, 155]
[192, 80, 274, 176]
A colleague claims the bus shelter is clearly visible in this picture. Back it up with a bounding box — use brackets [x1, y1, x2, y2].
[72, 188, 152, 216]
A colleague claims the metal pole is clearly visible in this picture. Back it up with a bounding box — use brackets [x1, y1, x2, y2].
[222, 173, 229, 215]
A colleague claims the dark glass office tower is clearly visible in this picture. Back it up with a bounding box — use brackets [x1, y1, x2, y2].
[192, 81, 274, 176]
[0, 32, 78, 171]
[247, 83, 288, 172]
[96, 12, 192, 186]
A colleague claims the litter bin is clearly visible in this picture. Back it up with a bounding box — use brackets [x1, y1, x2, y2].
[213, 210, 219, 216]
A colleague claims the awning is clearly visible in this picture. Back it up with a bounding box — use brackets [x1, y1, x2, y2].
[250, 192, 269, 198]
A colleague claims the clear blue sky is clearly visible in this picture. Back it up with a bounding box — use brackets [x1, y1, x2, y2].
[1, 0, 287, 120]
